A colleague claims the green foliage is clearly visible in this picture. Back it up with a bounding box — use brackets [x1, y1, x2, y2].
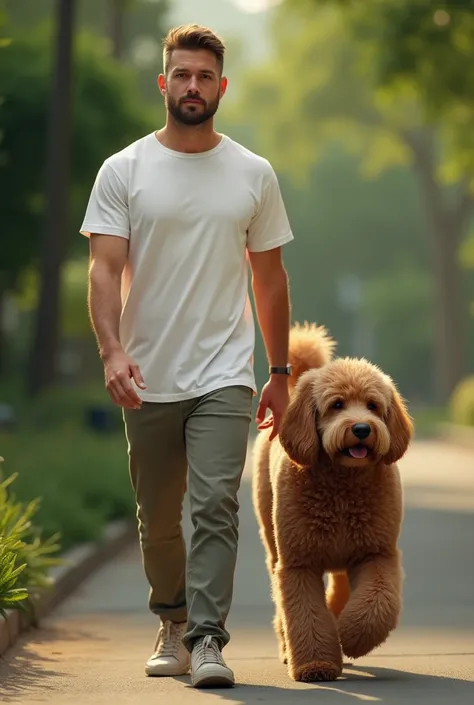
[295, 0, 474, 183]
[234, 2, 474, 189]
[0, 465, 62, 617]
[0, 1, 10, 49]
[459, 232, 474, 316]
[229, 0, 474, 402]
[0, 538, 28, 618]
[296, 1, 474, 102]
[449, 375, 474, 427]
[14, 257, 91, 338]
[363, 266, 434, 398]
[236, 138, 434, 399]
[5, 0, 170, 105]
[0, 384, 134, 550]
[0, 21, 156, 294]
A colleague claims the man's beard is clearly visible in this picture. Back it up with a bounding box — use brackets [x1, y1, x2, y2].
[167, 93, 220, 126]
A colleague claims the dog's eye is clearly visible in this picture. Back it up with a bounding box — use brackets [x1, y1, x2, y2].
[367, 401, 377, 411]
[333, 400, 344, 410]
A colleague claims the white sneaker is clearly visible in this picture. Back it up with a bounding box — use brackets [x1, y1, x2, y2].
[145, 621, 190, 676]
[191, 635, 235, 688]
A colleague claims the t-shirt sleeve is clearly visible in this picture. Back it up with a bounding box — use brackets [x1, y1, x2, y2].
[80, 160, 130, 239]
[246, 164, 294, 253]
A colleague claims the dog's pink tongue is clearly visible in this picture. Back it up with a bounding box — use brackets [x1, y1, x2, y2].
[349, 446, 368, 459]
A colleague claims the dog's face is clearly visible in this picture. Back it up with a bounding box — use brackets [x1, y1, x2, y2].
[279, 358, 413, 469]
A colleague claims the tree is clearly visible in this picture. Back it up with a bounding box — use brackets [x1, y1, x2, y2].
[232, 1, 473, 403]
[28, 0, 77, 397]
[109, 0, 127, 60]
[0, 1, 10, 374]
[0, 24, 157, 385]
[4, 0, 171, 104]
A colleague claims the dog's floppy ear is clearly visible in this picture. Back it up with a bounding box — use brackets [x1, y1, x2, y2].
[279, 372, 319, 468]
[383, 385, 414, 465]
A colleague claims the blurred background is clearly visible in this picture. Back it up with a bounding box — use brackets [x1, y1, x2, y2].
[1, 0, 474, 559]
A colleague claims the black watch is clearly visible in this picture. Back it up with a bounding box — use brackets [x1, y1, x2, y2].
[269, 365, 292, 376]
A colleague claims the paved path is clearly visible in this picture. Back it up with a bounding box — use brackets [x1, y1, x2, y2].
[1, 440, 474, 704]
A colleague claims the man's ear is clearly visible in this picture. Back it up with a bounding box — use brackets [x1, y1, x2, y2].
[220, 76, 228, 98]
[158, 73, 166, 96]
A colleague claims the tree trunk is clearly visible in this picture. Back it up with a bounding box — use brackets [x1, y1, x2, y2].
[0, 278, 7, 379]
[405, 129, 469, 404]
[27, 0, 76, 397]
[109, 0, 126, 60]
[431, 214, 465, 404]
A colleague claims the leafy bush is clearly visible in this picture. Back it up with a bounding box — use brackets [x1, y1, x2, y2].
[0, 425, 134, 553]
[449, 376, 474, 427]
[0, 536, 28, 618]
[0, 463, 62, 618]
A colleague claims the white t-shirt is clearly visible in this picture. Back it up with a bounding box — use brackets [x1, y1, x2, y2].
[80, 132, 294, 402]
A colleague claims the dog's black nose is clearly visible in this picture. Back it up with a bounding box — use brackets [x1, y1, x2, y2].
[352, 423, 371, 440]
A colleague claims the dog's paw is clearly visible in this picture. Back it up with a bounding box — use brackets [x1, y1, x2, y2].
[339, 602, 398, 659]
[291, 660, 341, 682]
[279, 645, 288, 665]
[339, 617, 393, 659]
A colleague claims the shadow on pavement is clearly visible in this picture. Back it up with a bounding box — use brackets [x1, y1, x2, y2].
[0, 644, 66, 702]
[0, 623, 107, 703]
[178, 665, 474, 704]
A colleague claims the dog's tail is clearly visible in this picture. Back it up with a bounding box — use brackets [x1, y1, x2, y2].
[288, 321, 335, 389]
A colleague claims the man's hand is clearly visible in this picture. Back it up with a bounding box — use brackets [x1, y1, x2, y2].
[255, 376, 290, 441]
[103, 350, 146, 410]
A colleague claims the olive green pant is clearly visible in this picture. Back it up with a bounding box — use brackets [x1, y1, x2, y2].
[123, 385, 253, 652]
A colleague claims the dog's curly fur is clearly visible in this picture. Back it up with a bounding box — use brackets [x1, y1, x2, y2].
[252, 322, 414, 683]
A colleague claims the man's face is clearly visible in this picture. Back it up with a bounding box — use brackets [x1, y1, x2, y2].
[158, 49, 227, 126]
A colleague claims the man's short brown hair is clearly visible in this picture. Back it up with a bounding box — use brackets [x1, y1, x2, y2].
[162, 24, 226, 75]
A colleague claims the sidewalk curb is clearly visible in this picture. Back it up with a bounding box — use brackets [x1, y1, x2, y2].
[0, 518, 137, 658]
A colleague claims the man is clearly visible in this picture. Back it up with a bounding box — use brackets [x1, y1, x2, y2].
[80, 24, 293, 689]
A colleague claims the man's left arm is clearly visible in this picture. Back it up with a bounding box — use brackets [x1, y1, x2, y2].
[247, 163, 295, 439]
[249, 246, 290, 374]
[249, 247, 291, 439]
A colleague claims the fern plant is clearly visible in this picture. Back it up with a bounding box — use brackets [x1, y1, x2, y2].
[0, 540, 28, 619]
[0, 459, 62, 619]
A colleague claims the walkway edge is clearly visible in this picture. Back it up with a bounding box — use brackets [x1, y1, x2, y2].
[0, 518, 137, 658]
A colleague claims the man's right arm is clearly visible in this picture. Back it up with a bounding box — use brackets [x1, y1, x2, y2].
[88, 233, 126, 361]
[81, 158, 145, 409]
[88, 234, 145, 409]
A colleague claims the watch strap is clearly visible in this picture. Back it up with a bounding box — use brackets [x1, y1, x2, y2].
[269, 365, 291, 375]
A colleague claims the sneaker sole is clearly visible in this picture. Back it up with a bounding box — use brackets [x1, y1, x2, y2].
[192, 670, 234, 689]
[145, 664, 190, 677]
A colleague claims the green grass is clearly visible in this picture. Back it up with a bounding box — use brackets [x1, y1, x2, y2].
[411, 405, 449, 439]
[0, 381, 135, 553]
[0, 429, 134, 551]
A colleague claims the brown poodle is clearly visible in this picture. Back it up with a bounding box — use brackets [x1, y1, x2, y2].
[252, 322, 413, 683]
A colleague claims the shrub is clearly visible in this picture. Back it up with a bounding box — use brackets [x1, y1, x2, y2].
[0, 380, 135, 554]
[0, 424, 134, 551]
[0, 537, 28, 618]
[0, 462, 62, 618]
[449, 376, 474, 427]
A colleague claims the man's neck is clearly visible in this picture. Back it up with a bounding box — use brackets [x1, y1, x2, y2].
[155, 118, 222, 154]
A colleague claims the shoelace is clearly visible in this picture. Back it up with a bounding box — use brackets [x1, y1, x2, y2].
[154, 622, 182, 658]
[193, 636, 224, 668]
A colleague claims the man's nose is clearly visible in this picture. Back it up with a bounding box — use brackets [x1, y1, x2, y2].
[187, 76, 199, 92]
